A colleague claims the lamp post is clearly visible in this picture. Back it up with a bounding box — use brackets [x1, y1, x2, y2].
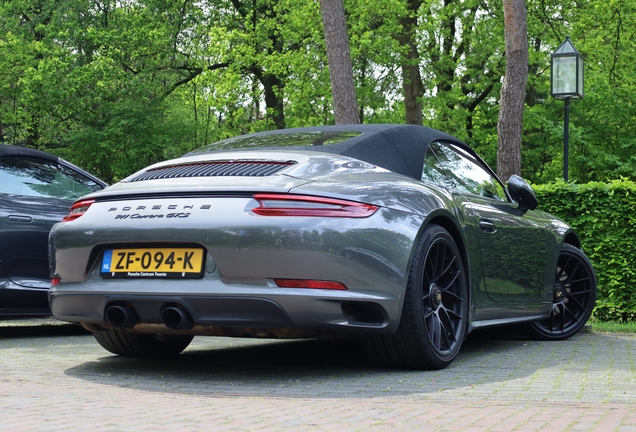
[550, 36, 584, 182]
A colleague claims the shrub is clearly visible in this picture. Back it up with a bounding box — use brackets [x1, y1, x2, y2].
[534, 179, 636, 321]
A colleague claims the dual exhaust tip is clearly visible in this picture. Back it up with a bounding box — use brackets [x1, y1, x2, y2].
[105, 304, 194, 330]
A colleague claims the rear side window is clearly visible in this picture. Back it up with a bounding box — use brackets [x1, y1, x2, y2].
[0, 156, 102, 199]
[421, 146, 449, 186]
[427, 141, 507, 201]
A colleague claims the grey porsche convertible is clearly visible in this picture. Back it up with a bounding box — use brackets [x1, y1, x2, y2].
[49, 124, 596, 370]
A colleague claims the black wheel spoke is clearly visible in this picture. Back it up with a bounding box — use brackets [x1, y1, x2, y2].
[439, 321, 451, 349]
[558, 256, 572, 279]
[427, 314, 442, 347]
[422, 291, 431, 304]
[567, 261, 581, 281]
[562, 304, 582, 322]
[549, 307, 556, 333]
[569, 276, 591, 284]
[445, 308, 462, 320]
[438, 268, 460, 292]
[424, 259, 433, 287]
[438, 308, 456, 343]
[432, 243, 442, 279]
[564, 294, 586, 311]
[434, 254, 457, 283]
[569, 288, 593, 297]
[440, 287, 463, 303]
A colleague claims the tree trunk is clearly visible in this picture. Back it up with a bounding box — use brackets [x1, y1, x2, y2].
[497, 0, 528, 183]
[319, 0, 360, 124]
[398, 0, 424, 125]
[262, 74, 286, 130]
[251, 67, 286, 130]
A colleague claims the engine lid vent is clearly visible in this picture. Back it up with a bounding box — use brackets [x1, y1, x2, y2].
[127, 160, 296, 182]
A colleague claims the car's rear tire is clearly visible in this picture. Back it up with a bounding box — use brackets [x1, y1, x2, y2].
[526, 243, 597, 341]
[92, 329, 194, 357]
[362, 224, 468, 370]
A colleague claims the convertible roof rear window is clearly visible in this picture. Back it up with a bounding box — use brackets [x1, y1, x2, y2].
[189, 131, 363, 153]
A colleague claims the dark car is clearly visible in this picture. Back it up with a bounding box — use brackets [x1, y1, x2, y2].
[0, 144, 107, 316]
[48, 124, 596, 369]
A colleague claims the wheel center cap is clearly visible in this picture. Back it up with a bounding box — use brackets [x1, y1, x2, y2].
[553, 283, 566, 301]
[431, 284, 442, 309]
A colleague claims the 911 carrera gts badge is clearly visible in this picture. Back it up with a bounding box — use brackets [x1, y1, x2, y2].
[113, 213, 190, 219]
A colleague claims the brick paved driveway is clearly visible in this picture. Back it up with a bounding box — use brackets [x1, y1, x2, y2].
[1, 323, 635, 431]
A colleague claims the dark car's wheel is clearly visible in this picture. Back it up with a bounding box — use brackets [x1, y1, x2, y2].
[526, 243, 597, 341]
[363, 224, 468, 370]
[93, 329, 194, 357]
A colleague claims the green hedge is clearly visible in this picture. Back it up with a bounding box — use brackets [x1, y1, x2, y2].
[533, 179, 636, 321]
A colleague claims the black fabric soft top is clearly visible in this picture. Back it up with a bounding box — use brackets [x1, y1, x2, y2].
[188, 124, 466, 181]
[0, 144, 60, 162]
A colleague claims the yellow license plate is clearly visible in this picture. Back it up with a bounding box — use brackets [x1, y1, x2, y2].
[100, 247, 204, 278]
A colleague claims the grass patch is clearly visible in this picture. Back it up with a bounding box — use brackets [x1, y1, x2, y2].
[589, 320, 636, 333]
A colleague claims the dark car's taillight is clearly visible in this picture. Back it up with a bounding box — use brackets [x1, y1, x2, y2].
[62, 199, 95, 222]
[252, 194, 378, 218]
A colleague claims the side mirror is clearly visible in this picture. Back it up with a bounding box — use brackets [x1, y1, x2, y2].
[507, 175, 537, 213]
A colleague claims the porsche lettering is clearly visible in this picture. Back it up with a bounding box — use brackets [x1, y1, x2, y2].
[108, 204, 206, 212]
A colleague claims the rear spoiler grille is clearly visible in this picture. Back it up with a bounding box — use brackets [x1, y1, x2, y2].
[127, 160, 296, 182]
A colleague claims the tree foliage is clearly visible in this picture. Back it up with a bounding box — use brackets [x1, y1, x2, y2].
[1, 0, 636, 185]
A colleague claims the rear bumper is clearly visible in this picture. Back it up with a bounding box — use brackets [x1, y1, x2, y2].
[50, 289, 398, 337]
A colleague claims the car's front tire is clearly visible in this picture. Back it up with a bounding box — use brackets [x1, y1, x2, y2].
[526, 243, 597, 341]
[93, 329, 194, 357]
[363, 224, 468, 370]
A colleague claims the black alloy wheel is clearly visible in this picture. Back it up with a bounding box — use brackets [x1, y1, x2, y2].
[420, 232, 466, 357]
[527, 243, 597, 340]
[93, 329, 194, 357]
[362, 224, 468, 370]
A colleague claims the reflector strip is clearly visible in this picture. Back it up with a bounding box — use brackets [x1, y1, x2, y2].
[252, 194, 378, 218]
[274, 279, 347, 290]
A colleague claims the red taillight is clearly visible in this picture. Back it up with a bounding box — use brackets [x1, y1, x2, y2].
[51, 277, 61, 286]
[252, 194, 378, 218]
[274, 279, 347, 290]
[62, 199, 95, 222]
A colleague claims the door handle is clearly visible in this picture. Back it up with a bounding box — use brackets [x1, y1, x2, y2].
[479, 220, 497, 233]
[8, 215, 33, 223]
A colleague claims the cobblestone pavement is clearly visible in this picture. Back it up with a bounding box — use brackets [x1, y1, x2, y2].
[1, 321, 635, 431]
